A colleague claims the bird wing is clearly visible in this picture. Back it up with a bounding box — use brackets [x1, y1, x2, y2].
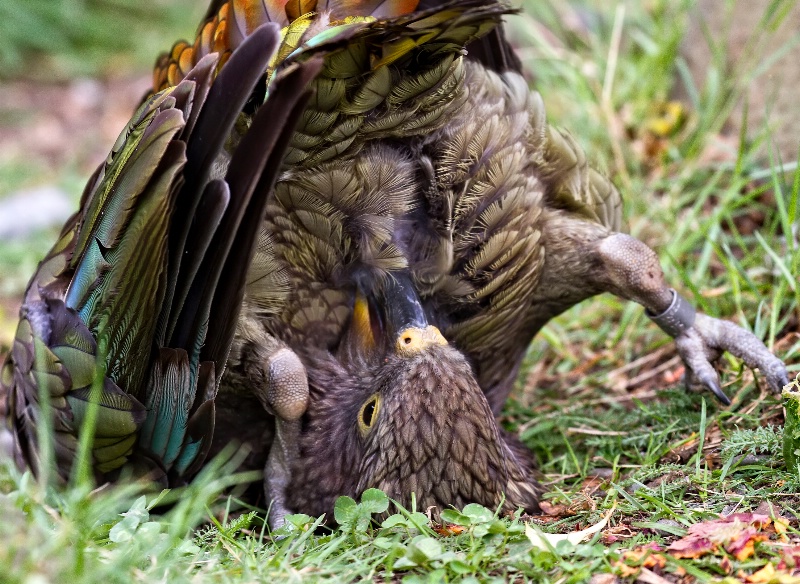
[1, 24, 321, 484]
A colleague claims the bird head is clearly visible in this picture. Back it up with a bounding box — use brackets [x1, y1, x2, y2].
[287, 273, 541, 520]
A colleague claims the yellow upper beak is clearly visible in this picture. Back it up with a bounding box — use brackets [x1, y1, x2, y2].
[395, 325, 447, 357]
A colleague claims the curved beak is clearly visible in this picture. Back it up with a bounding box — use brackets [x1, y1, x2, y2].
[382, 273, 446, 357]
[343, 272, 446, 361]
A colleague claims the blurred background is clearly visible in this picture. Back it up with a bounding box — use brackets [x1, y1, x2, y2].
[1, 0, 798, 402]
[0, 0, 204, 346]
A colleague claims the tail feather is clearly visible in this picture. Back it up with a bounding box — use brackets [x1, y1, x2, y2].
[164, 179, 231, 338]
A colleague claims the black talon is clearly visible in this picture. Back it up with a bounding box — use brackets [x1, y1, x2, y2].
[700, 373, 731, 406]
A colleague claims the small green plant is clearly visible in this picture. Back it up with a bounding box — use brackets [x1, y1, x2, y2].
[720, 425, 784, 462]
[333, 488, 390, 534]
[783, 374, 800, 474]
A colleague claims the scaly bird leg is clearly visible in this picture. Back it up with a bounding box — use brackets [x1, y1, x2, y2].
[595, 233, 788, 404]
[263, 348, 308, 528]
[242, 336, 309, 527]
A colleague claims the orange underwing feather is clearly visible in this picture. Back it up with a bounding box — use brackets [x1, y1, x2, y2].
[286, 0, 317, 21]
[152, 0, 423, 92]
[263, 0, 292, 24]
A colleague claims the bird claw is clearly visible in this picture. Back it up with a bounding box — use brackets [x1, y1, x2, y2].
[763, 362, 791, 394]
[674, 312, 788, 404]
[693, 370, 731, 406]
[265, 418, 302, 529]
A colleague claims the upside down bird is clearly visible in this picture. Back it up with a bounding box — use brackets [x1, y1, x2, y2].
[1, 0, 788, 524]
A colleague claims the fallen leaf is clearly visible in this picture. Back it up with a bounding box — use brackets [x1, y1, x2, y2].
[777, 545, 800, 571]
[526, 504, 616, 551]
[774, 519, 789, 542]
[539, 501, 573, 516]
[588, 574, 618, 584]
[754, 500, 780, 518]
[432, 524, 465, 536]
[615, 563, 638, 579]
[601, 524, 636, 544]
[636, 567, 673, 584]
[741, 562, 800, 583]
[612, 542, 666, 578]
[728, 530, 766, 561]
[746, 563, 777, 583]
[668, 513, 771, 560]
[581, 476, 606, 491]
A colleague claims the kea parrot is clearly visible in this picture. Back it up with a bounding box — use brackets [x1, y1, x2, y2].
[1, 0, 788, 525]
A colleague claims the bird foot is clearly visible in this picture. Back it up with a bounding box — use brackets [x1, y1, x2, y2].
[595, 233, 787, 404]
[253, 346, 309, 528]
[265, 418, 301, 529]
[671, 311, 789, 405]
[260, 347, 309, 421]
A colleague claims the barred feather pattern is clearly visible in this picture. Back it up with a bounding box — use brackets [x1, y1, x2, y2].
[287, 343, 541, 519]
[262, 143, 417, 346]
[238, 58, 623, 416]
[415, 64, 622, 405]
[236, 1, 514, 349]
[357, 346, 541, 515]
[154, 0, 512, 169]
[401, 65, 548, 402]
[264, 57, 622, 518]
[0, 84, 192, 479]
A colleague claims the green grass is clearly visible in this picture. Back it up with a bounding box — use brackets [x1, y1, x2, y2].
[2, 0, 800, 582]
[0, 459, 614, 583]
[0, 0, 204, 79]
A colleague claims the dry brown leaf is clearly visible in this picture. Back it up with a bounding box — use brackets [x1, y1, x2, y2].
[613, 542, 666, 578]
[539, 501, 573, 517]
[601, 524, 636, 544]
[668, 513, 771, 560]
[432, 524, 465, 537]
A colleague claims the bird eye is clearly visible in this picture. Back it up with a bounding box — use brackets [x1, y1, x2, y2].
[358, 394, 380, 435]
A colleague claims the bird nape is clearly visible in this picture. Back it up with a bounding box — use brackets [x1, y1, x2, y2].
[1, 0, 789, 527]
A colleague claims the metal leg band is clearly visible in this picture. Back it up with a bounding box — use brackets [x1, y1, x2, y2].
[646, 289, 696, 337]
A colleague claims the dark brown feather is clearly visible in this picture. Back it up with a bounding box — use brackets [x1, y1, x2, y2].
[202, 59, 325, 374]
